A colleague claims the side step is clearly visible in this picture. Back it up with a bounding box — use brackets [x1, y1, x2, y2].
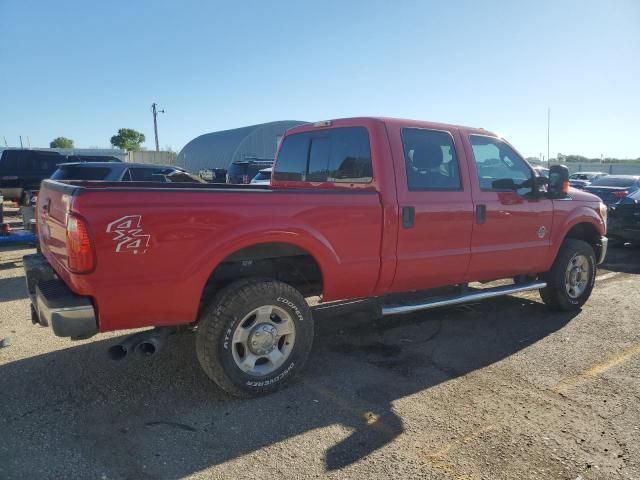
[381, 281, 547, 316]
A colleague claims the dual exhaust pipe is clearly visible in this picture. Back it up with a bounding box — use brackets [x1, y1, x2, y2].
[108, 327, 175, 361]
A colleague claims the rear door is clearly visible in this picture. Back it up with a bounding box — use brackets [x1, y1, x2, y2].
[463, 134, 554, 281]
[388, 125, 474, 292]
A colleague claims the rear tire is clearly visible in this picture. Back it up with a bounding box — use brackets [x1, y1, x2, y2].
[540, 239, 596, 311]
[196, 278, 314, 397]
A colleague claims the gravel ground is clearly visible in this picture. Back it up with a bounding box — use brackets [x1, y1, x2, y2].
[0, 204, 639, 479]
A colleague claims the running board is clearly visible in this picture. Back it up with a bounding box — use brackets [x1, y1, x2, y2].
[381, 281, 547, 316]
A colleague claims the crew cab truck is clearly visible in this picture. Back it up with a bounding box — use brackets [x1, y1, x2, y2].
[24, 117, 608, 397]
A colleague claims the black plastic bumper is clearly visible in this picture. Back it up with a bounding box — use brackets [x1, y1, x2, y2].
[23, 254, 97, 338]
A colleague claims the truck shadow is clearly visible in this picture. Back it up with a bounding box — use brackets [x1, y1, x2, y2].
[0, 294, 577, 478]
[601, 244, 640, 274]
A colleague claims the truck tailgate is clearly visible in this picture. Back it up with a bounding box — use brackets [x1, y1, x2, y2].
[37, 181, 74, 273]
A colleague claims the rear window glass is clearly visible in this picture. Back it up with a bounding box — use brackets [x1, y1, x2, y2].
[590, 177, 637, 187]
[227, 163, 247, 177]
[51, 166, 111, 180]
[274, 127, 372, 183]
[253, 170, 271, 181]
[128, 168, 163, 181]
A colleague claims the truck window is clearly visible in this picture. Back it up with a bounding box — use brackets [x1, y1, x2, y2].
[469, 135, 533, 195]
[51, 166, 112, 180]
[274, 127, 372, 183]
[128, 168, 161, 181]
[401, 128, 461, 191]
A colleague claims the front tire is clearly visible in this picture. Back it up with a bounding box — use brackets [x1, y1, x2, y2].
[540, 239, 596, 311]
[196, 278, 314, 397]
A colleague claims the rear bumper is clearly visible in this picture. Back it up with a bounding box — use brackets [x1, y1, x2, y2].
[23, 254, 97, 338]
[597, 236, 608, 264]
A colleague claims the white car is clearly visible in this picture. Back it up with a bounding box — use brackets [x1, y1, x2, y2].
[250, 167, 272, 185]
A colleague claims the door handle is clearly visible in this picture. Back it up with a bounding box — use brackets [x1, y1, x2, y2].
[475, 204, 486, 224]
[402, 206, 415, 228]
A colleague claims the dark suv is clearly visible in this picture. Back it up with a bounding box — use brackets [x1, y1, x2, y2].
[0, 149, 121, 203]
[226, 159, 273, 184]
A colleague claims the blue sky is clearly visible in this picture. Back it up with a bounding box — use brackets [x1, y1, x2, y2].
[1, 0, 638, 158]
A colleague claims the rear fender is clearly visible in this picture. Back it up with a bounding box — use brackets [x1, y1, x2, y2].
[189, 219, 340, 298]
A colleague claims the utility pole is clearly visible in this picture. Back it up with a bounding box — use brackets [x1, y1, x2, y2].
[547, 107, 550, 166]
[151, 102, 165, 152]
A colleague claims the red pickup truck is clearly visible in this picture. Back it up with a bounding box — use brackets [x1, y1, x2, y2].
[24, 117, 608, 397]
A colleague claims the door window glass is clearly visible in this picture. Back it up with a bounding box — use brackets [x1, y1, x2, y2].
[469, 135, 533, 196]
[401, 128, 461, 191]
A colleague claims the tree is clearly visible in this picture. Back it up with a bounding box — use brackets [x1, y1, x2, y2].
[50, 136, 74, 148]
[110, 128, 146, 151]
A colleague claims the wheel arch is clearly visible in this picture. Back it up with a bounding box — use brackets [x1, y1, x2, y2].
[196, 234, 335, 316]
[546, 208, 605, 270]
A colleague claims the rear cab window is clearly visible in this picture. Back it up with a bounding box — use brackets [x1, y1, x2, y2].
[274, 127, 372, 185]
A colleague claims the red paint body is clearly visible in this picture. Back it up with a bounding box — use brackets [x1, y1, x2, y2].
[36, 118, 606, 333]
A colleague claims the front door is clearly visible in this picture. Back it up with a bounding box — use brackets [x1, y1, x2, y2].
[464, 134, 554, 281]
[389, 126, 474, 293]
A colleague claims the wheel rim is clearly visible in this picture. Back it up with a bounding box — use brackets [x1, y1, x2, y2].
[564, 254, 590, 299]
[231, 305, 296, 376]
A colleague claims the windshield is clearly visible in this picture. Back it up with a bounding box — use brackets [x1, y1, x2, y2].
[590, 176, 638, 187]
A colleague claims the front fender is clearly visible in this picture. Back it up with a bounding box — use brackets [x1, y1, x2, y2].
[545, 205, 605, 270]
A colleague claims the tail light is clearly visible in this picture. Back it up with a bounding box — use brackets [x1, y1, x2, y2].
[66, 214, 95, 273]
[612, 190, 629, 198]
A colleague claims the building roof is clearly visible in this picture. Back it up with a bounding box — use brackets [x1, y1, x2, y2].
[176, 120, 306, 173]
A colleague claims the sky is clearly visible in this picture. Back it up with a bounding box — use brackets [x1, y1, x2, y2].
[1, 0, 639, 159]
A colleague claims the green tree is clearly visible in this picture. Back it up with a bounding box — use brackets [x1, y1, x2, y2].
[110, 128, 146, 150]
[49, 136, 74, 148]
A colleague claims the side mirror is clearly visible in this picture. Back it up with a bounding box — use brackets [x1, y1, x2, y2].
[548, 165, 570, 198]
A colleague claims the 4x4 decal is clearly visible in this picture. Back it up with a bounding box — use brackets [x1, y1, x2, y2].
[106, 215, 150, 254]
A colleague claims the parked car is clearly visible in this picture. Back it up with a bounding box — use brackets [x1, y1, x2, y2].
[226, 159, 273, 184]
[583, 175, 640, 205]
[250, 167, 272, 185]
[51, 162, 205, 183]
[533, 166, 549, 178]
[25, 117, 607, 397]
[0, 149, 121, 204]
[607, 189, 640, 245]
[569, 171, 608, 189]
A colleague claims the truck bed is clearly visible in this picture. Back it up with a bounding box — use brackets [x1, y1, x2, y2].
[37, 179, 384, 332]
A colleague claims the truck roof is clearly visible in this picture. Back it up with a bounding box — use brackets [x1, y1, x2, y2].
[285, 117, 497, 137]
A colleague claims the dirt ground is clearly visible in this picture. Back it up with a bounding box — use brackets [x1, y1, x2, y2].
[0, 204, 639, 480]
